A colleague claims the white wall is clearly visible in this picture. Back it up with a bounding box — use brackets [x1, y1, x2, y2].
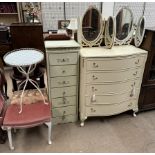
[102, 2, 114, 20]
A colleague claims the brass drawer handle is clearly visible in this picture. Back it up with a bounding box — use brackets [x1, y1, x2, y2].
[128, 102, 132, 107]
[92, 75, 98, 80]
[63, 91, 66, 95]
[93, 62, 99, 68]
[62, 115, 66, 120]
[133, 71, 138, 76]
[63, 111, 66, 114]
[135, 59, 140, 64]
[58, 81, 69, 85]
[91, 108, 96, 112]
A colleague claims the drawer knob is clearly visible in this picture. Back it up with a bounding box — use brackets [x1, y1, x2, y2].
[63, 111, 66, 114]
[93, 62, 99, 68]
[135, 59, 140, 64]
[63, 92, 66, 95]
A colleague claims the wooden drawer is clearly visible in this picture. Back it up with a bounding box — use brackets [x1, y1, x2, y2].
[85, 89, 139, 106]
[86, 99, 137, 116]
[50, 76, 76, 88]
[86, 56, 146, 71]
[49, 53, 77, 65]
[52, 106, 76, 117]
[86, 68, 142, 83]
[51, 86, 76, 98]
[86, 79, 140, 95]
[52, 115, 77, 125]
[52, 96, 76, 108]
[49, 65, 77, 77]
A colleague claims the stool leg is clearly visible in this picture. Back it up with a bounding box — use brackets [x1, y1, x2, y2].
[45, 122, 52, 144]
[7, 127, 14, 150]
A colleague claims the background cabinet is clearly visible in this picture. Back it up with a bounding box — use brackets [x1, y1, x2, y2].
[138, 28, 155, 111]
[0, 2, 22, 25]
[45, 40, 80, 125]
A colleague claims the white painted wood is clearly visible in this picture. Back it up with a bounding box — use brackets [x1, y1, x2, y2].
[79, 45, 147, 125]
[49, 65, 77, 77]
[49, 53, 78, 66]
[45, 40, 80, 125]
[50, 76, 76, 88]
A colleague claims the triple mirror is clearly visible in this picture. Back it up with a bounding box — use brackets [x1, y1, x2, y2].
[78, 6, 104, 47]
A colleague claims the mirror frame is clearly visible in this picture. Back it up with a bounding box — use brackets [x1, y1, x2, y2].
[114, 7, 134, 45]
[134, 16, 145, 47]
[105, 16, 115, 49]
[78, 6, 105, 47]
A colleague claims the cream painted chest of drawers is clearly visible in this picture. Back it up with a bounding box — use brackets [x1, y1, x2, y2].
[79, 45, 147, 126]
[44, 40, 80, 125]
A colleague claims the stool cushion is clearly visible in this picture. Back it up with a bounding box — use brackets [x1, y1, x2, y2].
[3, 102, 51, 127]
[11, 89, 48, 105]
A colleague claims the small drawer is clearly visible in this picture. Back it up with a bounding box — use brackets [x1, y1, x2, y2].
[52, 115, 77, 125]
[86, 68, 142, 83]
[86, 56, 146, 71]
[49, 65, 77, 77]
[86, 99, 137, 116]
[50, 76, 76, 88]
[85, 89, 139, 106]
[52, 106, 76, 117]
[51, 86, 76, 98]
[52, 96, 76, 108]
[86, 79, 140, 95]
[49, 53, 77, 65]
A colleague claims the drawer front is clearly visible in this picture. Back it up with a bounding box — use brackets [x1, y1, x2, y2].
[49, 53, 77, 65]
[49, 65, 77, 77]
[86, 79, 141, 95]
[85, 89, 139, 105]
[51, 86, 76, 98]
[52, 115, 77, 125]
[86, 56, 146, 71]
[52, 106, 76, 117]
[86, 69, 142, 83]
[86, 99, 137, 116]
[50, 76, 76, 88]
[52, 96, 76, 108]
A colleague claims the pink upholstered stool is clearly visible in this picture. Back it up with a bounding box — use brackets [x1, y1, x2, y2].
[2, 89, 52, 150]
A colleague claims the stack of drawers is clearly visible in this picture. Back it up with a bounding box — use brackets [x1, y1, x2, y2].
[79, 45, 147, 126]
[45, 40, 80, 125]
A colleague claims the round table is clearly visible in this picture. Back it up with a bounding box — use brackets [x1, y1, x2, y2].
[4, 48, 47, 113]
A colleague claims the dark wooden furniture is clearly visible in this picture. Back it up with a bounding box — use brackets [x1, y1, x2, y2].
[9, 23, 45, 91]
[138, 28, 155, 111]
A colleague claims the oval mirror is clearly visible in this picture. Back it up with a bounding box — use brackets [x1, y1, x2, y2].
[105, 16, 114, 49]
[81, 6, 104, 47]
[134, 16, 145, 47]
[115, 7, 133, 45]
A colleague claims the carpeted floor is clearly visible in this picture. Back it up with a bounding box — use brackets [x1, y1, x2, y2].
[1, 69, 155, 153]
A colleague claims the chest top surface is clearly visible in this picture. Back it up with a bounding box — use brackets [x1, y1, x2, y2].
[44, 40, 80, 49]
[80, 45, 147, 58]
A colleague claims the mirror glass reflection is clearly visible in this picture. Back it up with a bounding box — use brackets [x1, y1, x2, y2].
[82, 8, 101, 41]
[116, 8, 133, 40]
[105, 16, 114, 48]
[140, 18, 144, 36]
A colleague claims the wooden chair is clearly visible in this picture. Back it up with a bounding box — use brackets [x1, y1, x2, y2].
[2, 89, 52, 150]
